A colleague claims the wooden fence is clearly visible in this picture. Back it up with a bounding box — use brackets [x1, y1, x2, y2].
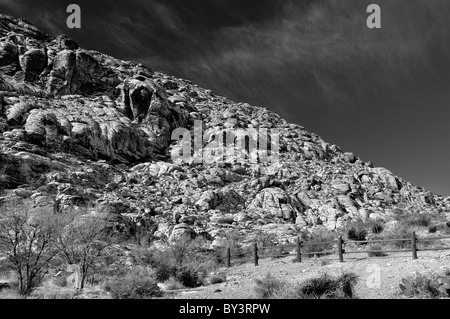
[224, 232, 450, 267]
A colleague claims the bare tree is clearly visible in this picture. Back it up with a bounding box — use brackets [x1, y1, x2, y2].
[57, 207, 110, 289]
[0, 201, 62, 296]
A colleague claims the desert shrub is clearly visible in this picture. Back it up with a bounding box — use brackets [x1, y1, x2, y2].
[367, 245, 387, 257]
[428, 225, 438, 233]
[32, 289, 76, 299]
[262, 246, 290, 259]
[56, 206, 111, 289]
[400, 213, 433, 228]
[399, 271, 450, 298]
[176, 259, 216, 288]
[171, 237, 219, 266]
[347, 227, 367, 241]
[379, 224, 412, 249]
[216, 217, 234, 225]
[254, 273, 287, 299]
[301, 227, 337, 257]
[163, 277, 185, 291]
[208, 273, 227, 285]
[0, 201, 67, 296]
[228, 244, 254, 263]
[0, 288, 23, 299]
[131, 238, 219, 286]
[254, 231, 278, 248]
[344, 219, 368, 241]
[413, 214, 433, 227]
[393, 208, 406, 218]
[320, 259, 332, 266]
[368, 220, 384, 234]
[296, 272, 359, 299]
[52, 275, 68, 288]
[132, 246, 177, 282]
[216, 230, 257, 264]
[223, 230, 244, 251]
[106, 266, 162, 299]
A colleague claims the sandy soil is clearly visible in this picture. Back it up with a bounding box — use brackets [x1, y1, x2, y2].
[171, 250, 450, 299]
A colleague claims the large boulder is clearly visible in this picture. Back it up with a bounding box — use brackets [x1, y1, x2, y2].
[169, 223, 195, 242]
[55, 34, 79, 51]
[336, 195, 359, 216]
[46, 50, 118, 95]
[19, 48, 46, 82]
[0, 41, 19, 74]
[116, 78, 189, 151]
[24, 109, 60, 148]
[193, 189, 244, 212]
[248, 187, 303, 222]
[371, 167, 401, 191]
[46, 50, 76, 94]
[6, 102, 33, 125]
[318, 204, 344, 230]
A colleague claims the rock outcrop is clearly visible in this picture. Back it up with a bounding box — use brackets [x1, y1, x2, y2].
[0, 14, 448, 247]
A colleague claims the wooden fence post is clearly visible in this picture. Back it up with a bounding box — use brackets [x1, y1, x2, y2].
[296, 236, 302, 263]
[412, 231, 418, 260]
[338, 236, 344, 263]
[226, 247, 231, 267]
[254, 242, 259, 266]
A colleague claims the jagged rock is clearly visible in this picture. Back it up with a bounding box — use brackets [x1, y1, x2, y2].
[46, 50, 118, 95]
[0, 41, 19, 74]
[331, 183, 351, 195]
[318, 204, 343, 230]
[46, 49, 76, 94]
[25, 109, 60, 148]
[371, 167, 401, 191]
[169, 223, 195, 242]
[336, 195, 359, 216]
[209, 168, 243, 183]
[148, 162, 180, 177]
[6, 101, 33, 125]
[248, 188, 302, 222]
[19, 48, 46, 81]
[55, 34, 79, 51]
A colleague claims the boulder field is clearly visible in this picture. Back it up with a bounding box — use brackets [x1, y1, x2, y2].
[0, 14, 448, 247]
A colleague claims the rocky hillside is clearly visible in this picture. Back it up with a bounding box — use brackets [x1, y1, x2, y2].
[0, 14, 449, 247]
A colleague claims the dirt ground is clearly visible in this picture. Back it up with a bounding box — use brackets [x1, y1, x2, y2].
[171, 250, 450, 299]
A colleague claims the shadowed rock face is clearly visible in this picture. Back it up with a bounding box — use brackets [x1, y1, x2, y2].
[0, 14, 449, 246]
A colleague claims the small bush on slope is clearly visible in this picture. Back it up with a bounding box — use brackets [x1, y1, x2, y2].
[254, 273, 287, 299]
[300, 227, 337, 258]
[400, 213, 433, 228]
[367, 245, 387, 257]
[105, 266, 162, 299]
[346, 220, 368, 241]
[296, 272, 359, 299]
[399, 271, 450, 299]
[378, 224, 413, 249]
[254, 272, 358, 299]
[131, 237, 219, 287]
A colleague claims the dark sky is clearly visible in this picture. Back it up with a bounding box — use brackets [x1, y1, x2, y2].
[1, 0, 450, 196]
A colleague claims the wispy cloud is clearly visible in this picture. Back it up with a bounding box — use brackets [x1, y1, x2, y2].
[2, 0, 450, 194]
[178, 0, 450, 115]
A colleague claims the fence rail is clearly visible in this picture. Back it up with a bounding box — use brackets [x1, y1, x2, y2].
[224, 231, 450, 267]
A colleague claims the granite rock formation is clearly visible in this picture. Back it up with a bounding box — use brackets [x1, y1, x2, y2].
[1, 14, 449, 247]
